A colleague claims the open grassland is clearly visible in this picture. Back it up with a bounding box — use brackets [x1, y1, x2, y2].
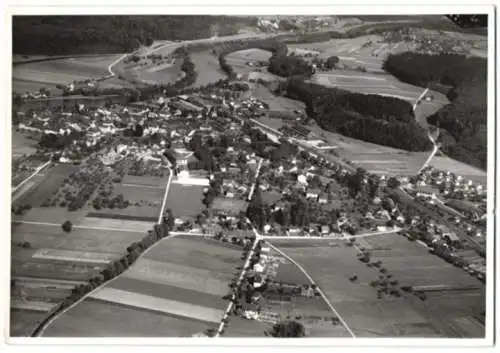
[78, 216, 153, 233]
[31, 248, 116, 265]
[227, 48, 273, 63]
[137, 59, 183, 85]
[88, 206, 160, 220]
[42, 298, 214, 337]
[269, 236, 485, 337]
[11, 207, 87, 225]
[310, 70, 448, 107]
[10, 220, 147, 336]
[11, 222, 146, 255]
[225, 49, 273, 76]
[43, 236, 244, 337]
[11, 131, 38, 157]
[190, 50, 226, 87]
[12, 55, 121, 93]
[112, 184, 165, 206]
[10, 309, 48, 337]
[360, 234, 485, 337]
[269, 238, 442, 337]
[306, 121, 431, 176]
[226, 247, 352, 337]
[251, 83, 305, 112]
[90, 287, 222, 323]
[288, 35, 413, 73]
[429, 156, 487, 186]
[164, 182, 205, 218]
[12, 164, 78, 208]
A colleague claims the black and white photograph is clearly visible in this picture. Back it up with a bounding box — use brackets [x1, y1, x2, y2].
[4, 4, 495, 347]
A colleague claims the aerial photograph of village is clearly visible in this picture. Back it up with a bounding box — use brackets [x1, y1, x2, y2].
[9, 13, 490, 339]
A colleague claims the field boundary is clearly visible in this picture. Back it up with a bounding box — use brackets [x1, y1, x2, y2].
[33, 233, 180, 337]
[267, 242, 357, 338]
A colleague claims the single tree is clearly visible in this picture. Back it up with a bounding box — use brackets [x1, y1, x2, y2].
[267, 320, 307, 338]
[62, 220, 73, 233]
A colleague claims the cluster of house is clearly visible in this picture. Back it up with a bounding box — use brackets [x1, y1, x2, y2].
[418, 166, 486, 203]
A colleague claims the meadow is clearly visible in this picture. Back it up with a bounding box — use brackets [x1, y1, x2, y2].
[12, 55, 121, 93]
[189, 50, 227, 87]
[165, 182, 205, 218]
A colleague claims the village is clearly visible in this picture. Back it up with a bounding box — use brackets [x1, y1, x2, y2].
[12, 76, 488, 298]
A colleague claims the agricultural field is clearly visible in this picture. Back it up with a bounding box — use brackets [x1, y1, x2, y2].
[190, 50, 227, 87]
[288, 35, 410, 73]
[110, 183, 165, 208]
[305, 121, 432, 176]
[10, 309, 50, 337]
[10, 218, 148, 336]
[225, 49, 273, 76]
[12, 55, 121, 94]
[165, 181, 205, 218]
[268, 235, 485, 338]
[42, 235, 245, 337]
[309, 70, 448, 106]
[12, 222, 146, 254]
[121, 175, 168, 187]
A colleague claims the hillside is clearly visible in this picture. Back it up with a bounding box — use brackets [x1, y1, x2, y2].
[383, 53, 487, 169]
[13, 16, 258, 55]
[278, 79, 432, 152]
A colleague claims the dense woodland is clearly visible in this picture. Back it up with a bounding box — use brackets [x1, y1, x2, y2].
[277, 79, 432, 151]
[13, 16, 255, 55]
[384, 53, 487, 169]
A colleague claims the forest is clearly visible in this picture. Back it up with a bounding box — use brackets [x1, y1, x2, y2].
[278, 79, 432, 151]
[384, 53, 487, 169]
[13, 16, 256, 55]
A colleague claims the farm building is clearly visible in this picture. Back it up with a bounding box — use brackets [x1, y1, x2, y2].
[282, 124, 314, 139]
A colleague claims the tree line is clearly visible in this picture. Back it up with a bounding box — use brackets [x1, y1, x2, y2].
[384, 52, 487, 169]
